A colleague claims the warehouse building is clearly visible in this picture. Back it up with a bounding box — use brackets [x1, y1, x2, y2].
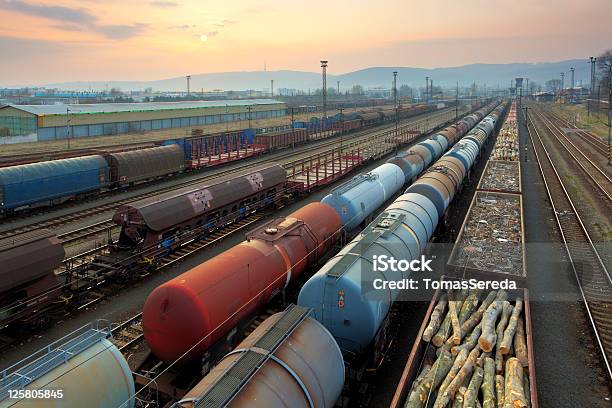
[0, 99, 287, 141]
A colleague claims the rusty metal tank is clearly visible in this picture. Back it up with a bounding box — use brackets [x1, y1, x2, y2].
[176, 305, 344, 408]
[142, 202, 341, 364]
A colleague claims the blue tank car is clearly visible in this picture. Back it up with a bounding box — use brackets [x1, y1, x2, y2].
[298, 192, 439, 353]
[321, 163, 405, 231]
[0, 155, 109, 212]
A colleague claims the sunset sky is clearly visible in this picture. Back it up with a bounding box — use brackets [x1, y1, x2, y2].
[1, 0, 611, 85]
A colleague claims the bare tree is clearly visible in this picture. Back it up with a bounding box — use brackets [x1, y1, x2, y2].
[597, 49, 612, 97]
[545, 79, 562, 93]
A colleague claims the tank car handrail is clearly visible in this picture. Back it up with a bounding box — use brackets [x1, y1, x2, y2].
[0, 321, 111, 398]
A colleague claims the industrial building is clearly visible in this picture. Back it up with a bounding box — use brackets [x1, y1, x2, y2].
[0, 99, 287, 141]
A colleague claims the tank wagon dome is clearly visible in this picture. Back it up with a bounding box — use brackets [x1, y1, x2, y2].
[176, 305, 344, 408]
[142, 202, 341, 365]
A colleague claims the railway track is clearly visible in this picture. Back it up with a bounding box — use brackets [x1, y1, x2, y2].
[526, 112, 612, 381]
[530, 107, 612, 203]
[111, 312, 144, 352]
[541, 106, 609, 157]
[0, 108, 459, 240]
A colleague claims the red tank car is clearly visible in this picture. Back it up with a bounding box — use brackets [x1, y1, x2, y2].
[142, 202, 341, 365]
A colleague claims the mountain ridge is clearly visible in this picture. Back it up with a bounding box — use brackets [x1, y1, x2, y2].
[39, 59, 589, 91]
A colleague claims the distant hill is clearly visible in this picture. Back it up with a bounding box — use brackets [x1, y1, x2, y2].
[45, 59, 589, 91]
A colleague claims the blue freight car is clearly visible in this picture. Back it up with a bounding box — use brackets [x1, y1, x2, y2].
[321, 163, 405, 231]
[0, 156, 110, 211]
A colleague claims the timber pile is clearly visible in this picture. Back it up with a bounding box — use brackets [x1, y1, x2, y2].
[490, 102, 518, 161]
[404, 289, 531, 408]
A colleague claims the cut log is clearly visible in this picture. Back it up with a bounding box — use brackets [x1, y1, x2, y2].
[432, 312, 453, 347]
[514, 316, 528, 367]
[477, 351, 492, 368]
[423, 294, 448, 342]
[524, 373, 531, 408]
[503, 358, 527, 408]
[464, 366, 484, 408]
[436, 342, 452, 358]
[459, 289, 482, 324]
[404, 350, 453, 408]
[495, 374, 505, 408]
[495, 302, 513, 374]
[461, 291, 498, 336]
[451, 324, 482, 356]
[438, 348, 469, 398]
[500, 298, 523, 355]
[481, 357, 496, 408]
[478, 295, 508, 352]
[448, 299, 462, 345]
[433, 290, 467, 346]
[410, 364, 431, 393]
[433, 347, 480, 408]
[451, 386, 467, 408]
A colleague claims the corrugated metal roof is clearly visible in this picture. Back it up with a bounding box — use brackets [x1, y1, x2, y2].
[1, 99, 285, 116]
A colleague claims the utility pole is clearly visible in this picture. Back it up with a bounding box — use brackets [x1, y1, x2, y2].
[525, 78, 528, 100]
[589, 57, 597, 121]
[186, 75, 191, 95]
[321, 60, 328, 119]
[247, 105, 252, 130]
[393, 71, 398, 108]
[393, 71, 398, 137]
[66, 107, 71, 150]
[455, 82, 459, 120]
[606, 63, 611, 165]
[291, 107, 295, 149]
[340, 107, 344, 153]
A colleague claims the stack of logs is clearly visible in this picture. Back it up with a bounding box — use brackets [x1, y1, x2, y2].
[404, 289, 530, 408]
[490, 103, 518, 162]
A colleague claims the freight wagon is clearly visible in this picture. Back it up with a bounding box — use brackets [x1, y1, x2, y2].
[175, 305, 344, 408]
[0, 144, 188, 215]
[0, 321, 135, 408]
[142, 202, 341, 366]
[389, 285, 538, 408]
[0, 156, 110, 213]
[112, 164, 287, 251]
[0, 229, 65, 326]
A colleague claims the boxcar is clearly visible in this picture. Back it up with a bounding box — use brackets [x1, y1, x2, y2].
[106, 144, 185, 186]
[0, 156, 110, 212]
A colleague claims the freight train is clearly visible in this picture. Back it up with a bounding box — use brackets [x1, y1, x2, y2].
[0, 104, 436, 217]
[297, 104, 506, 370]
[0, 103, 502, 408]
[139, 103, 499, 369]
